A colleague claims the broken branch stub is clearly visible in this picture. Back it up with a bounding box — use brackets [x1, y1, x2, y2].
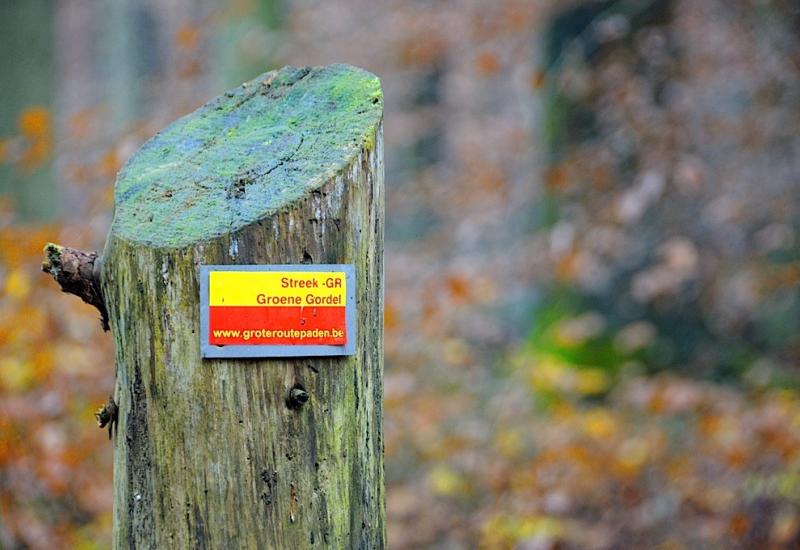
[41, 243, 109, 330]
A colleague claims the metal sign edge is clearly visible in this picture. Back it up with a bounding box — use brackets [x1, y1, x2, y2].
[199, 264, 357, 359]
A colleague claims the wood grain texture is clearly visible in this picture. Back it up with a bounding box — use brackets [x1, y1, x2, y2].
[99, 64, 385, 549]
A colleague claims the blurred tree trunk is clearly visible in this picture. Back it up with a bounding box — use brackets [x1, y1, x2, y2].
[0, 0, 56, 220]
[103, 0, 159, 134]
[214, 0, 286, 89]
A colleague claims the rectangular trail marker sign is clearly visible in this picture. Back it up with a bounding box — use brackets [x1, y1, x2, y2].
[200, 264, 356, 358]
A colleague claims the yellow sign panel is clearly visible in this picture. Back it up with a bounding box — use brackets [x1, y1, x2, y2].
[209, 271, 346, 307]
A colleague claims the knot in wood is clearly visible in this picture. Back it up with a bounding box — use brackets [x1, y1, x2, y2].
[287, 385, 309, 409]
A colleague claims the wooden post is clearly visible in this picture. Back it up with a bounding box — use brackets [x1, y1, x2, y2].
[43, 64, 385, 548]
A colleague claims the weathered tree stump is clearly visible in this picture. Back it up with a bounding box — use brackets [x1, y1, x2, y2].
[43, 64, 384, 548]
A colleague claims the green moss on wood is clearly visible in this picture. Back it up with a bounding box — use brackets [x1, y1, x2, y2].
[112, 64, 383, 248]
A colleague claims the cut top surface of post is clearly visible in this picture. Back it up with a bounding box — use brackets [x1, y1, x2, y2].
[111, 64, 383, 248]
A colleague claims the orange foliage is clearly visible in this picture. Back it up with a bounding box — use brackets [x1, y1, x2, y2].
[18, 106, 51, 171]
[67, 109, 96, 142]
[397, 30, 447, 68]
[530, 69, 546, 90]
[0, 106, 53, 172]
[384, 301, 399, 331]
[729, 513, 750, 538]
[474, 51, 502, 76]
[97, 150, 120, 180]
[0, 227, 114, 547]
[544, 164, 568, 190]
[18, 107, 50, 138]
[445, 275, 471, 302]
[175, 24, 200, 51]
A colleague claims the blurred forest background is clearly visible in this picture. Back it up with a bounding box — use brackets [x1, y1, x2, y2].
[1, 0, 799, 548]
